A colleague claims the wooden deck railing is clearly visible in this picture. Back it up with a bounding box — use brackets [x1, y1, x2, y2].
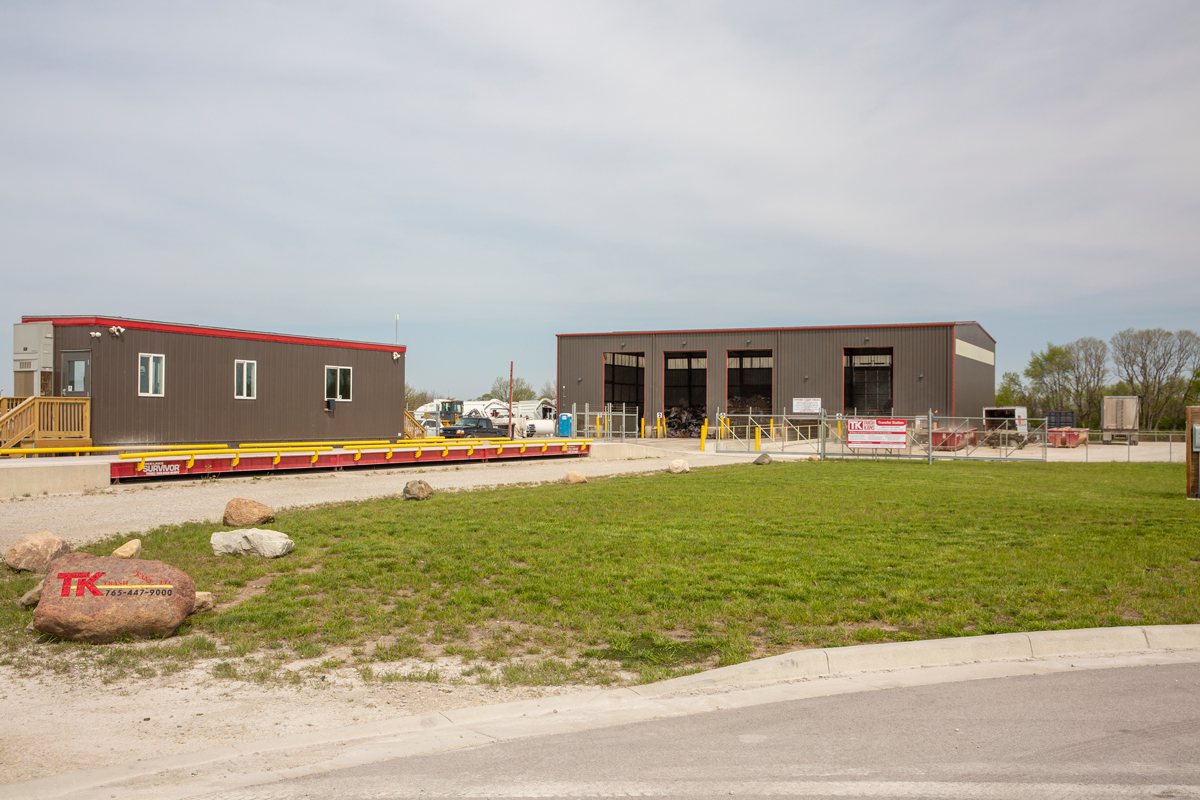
[402, 408, 427, 440]
[0, 397, 91, 449]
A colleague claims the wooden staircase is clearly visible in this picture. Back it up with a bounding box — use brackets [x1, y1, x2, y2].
[402, 408, 427, 440]
[0, 397, 92, 450]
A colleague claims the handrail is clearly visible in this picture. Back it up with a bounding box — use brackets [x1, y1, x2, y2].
[0, 443, 229, 457]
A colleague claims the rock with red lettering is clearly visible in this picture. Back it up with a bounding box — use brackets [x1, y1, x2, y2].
[5, 531, 72, 573]
[31, 553, 196, 644]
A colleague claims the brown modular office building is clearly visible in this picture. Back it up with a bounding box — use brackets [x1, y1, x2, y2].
[13, 316, 406, 445]
[556, 322, 995, 428]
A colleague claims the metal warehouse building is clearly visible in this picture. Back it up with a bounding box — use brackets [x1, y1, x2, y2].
[556, 322, 995, 432]
[12, 315, 406, 446]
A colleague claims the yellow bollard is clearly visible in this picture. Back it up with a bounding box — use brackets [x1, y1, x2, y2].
[641, 418, 645, 439]
[770, 419, 774, 439]
[755, 426, 761, 452]
[700, 421, 706, 451]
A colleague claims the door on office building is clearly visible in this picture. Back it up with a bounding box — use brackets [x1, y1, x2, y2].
[62, 351, 91, 397]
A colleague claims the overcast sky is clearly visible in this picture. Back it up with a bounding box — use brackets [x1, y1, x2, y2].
[2, 1, 1197, 398]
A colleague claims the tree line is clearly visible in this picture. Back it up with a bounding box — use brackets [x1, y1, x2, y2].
[997, 328, 1200, 430]
[405, 377, 556, 409]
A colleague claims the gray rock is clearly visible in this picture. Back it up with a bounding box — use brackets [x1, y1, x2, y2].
[111, 539, 142, 559]
[403, 479, 434, 500]
[5, 531, 72, 573]
[668, 459, 690, 474]
[223, 498, 276, 527]
[753, 453, 773, 465]
[210, 529, 295, 558]
[18, 579, 44, 609]
[563, 471, 587, 484]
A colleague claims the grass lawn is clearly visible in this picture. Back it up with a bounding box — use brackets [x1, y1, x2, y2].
[3, 460, 1198, 685]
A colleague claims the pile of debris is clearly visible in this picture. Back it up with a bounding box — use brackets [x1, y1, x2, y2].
[726, 394, 772, 415]
[664, 405, 705, 437]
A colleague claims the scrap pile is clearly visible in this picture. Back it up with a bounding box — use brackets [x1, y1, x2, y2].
[664, 405, 705, 437]
[726, 394, 771, 415]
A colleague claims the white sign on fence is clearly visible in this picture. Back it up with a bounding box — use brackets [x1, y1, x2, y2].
[847, 418, 908, 449]
[792, 398, 821, 414]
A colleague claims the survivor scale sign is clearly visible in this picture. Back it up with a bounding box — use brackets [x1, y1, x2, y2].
[846, 418, 908, 450]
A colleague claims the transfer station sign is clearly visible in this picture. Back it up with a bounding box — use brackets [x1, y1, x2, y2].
[846, 418, 908, 449]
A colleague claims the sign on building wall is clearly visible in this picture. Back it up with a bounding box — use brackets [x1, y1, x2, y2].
[847, 418, 908, 449]
[792, 398, 821, 414]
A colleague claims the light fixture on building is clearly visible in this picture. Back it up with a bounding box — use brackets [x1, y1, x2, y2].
[919, 373, 924, 380]
[89, 331, 102, 339]
[392, 352, 401, 361]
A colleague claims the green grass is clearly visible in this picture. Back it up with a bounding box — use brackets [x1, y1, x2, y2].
[2, 461, 1198, 684]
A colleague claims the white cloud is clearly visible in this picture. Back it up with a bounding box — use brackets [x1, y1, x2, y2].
[0, 1, 1197, 394]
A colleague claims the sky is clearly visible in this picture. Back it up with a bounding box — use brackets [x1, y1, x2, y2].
[2, 1, 1198, 399]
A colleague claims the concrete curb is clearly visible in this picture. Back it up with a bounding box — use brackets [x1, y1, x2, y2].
[6, 625, 1199, 800]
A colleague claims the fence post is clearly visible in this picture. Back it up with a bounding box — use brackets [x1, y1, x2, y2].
[928, 409, 934, 466]
[816, 410, 825, 460]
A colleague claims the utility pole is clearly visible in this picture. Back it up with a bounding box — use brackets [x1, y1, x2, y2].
[508, 361, 514, 439]
[394, 314, 399, 346]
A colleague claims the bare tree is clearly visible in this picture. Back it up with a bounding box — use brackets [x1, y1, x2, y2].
[1110, 328, 1200, 429]
[539, 379, 557, 401]
[479, 376, 536, 402]
[1064, 337, 1107, 427]
[404, 383, 438, 410]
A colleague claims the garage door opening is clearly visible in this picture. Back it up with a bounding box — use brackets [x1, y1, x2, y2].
[726, 350, 772, 414]
[844, 348, 893, 415]
[663, 351, 707, 436]
[604, 352, 644, 418]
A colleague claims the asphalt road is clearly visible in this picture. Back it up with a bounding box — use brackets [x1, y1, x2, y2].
[196, 662, 1200, 800]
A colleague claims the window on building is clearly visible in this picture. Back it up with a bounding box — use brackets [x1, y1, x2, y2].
[325, 366, 352, 401]
[138, 353, 165, 397]
[235, 360, 257, 399]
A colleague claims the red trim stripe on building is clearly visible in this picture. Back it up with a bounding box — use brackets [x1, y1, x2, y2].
[558, 321, 996, 344]
[22, 316, 406, 354]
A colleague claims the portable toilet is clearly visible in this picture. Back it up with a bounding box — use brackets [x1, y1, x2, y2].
[557, 413, 572, 437]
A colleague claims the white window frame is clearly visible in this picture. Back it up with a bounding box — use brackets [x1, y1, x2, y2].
[235, 359, 257, 400]
[138, 353, 165, 397]
[325, 365, 352, 402]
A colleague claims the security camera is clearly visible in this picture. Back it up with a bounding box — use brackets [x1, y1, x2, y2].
[90, 331, 102, 338]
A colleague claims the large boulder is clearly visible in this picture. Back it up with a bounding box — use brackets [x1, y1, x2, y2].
[5, 531, 72, 573]
[403, 480, 434, 501]
[31, 553, 195, 643]
[111, 539, 142, 559]
[563, 471, 587, 485]
[210, 529, 295, 558]
[668, 459, 690, 474]
[753, 453, 773, 465]
[223, 498, 275, 527]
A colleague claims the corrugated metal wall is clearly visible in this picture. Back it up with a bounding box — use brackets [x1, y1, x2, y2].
[557, 324, 978, 422]
[53, 325, 405, 445]
[951, 322, 997, 419]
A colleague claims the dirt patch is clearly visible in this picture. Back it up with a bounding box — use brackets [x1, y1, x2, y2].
[216, 574, 275, 611]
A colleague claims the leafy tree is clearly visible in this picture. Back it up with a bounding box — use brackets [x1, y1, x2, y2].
[478, 376, 536, 402]
[1024, 344, 1073, 414]
[995, 372, 1029, 408]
